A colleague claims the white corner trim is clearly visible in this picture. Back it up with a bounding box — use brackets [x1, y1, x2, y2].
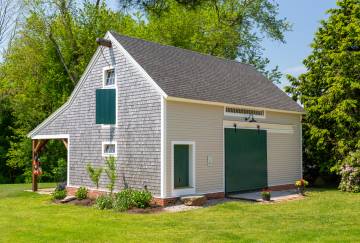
[160, 97, 167, 198]
[67, 135, 71, 187]
[223, 120, 295, 134]
[167, 96, 305, 115]
[102, 141, 117, 157]
[171, 141, 196, 197]
[107, 32, 168, 98]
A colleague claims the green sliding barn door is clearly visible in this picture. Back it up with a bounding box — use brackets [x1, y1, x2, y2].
[225, 128, 267, 193]
[174, 145, 190, 188]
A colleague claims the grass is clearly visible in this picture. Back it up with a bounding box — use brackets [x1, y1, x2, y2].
[0, 184, 359, 242]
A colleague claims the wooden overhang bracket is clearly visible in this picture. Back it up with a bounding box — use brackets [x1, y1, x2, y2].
[96, 38, 112, 48]
[34, 139, 48, 154]
[62, 139, 68, 150]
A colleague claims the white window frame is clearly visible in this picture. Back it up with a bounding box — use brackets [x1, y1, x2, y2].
[102, 141, 117, 157]
[224, 106, 266, 119]
[171, 141, 196, 197]
[102, 66, 116, 88]
[100, 66, 118, 128]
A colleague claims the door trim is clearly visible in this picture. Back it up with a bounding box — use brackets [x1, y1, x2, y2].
[171, 141, 196, 197]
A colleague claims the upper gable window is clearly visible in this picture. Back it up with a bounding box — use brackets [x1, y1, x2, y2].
[103, 67, 115, 87]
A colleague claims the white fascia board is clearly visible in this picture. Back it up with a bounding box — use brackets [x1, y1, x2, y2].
[107, 32, 168, 98]
[32, 134, 69, 139]
[28, 44, 104, 138]
[167, 96, 306, 115]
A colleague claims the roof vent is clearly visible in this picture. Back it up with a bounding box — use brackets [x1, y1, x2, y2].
[225, 107, 265, 118]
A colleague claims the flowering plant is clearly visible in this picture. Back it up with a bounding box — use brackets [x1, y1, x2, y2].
[339, 151, 360, 193]
[261, 188, 271, 201]
[295, 179, 309, 188]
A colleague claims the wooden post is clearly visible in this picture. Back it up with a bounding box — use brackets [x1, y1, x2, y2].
[32, 140, 38, 192]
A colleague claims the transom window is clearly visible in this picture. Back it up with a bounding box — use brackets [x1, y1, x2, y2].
[102, 142, 117, 157]
[104, 68, 115, 86]
[224, 107, 265, 118]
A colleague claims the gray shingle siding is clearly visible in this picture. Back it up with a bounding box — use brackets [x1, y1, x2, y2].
[33, 44, 162, 195]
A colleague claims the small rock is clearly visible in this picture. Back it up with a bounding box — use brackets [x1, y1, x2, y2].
[60, 196, 76, 203]
[180, 195, 207, 206]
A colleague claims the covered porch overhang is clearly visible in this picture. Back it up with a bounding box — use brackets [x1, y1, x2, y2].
[31, 134, 69, 192]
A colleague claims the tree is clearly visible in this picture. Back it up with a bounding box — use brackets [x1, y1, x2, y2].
[285, 0, 360, 181]
[0, 1, 143, 182]
[123, 0, 291, 83]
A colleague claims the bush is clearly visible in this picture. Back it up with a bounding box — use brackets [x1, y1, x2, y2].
[132, 190, 152, 209]
[113, 189, 152, 211]
[339, 151, 360, 192]
[113, 189, 134, 211]
[52, 189, 67, 200]
[95, 195, 113, 210]
[75, 187, 88, 200]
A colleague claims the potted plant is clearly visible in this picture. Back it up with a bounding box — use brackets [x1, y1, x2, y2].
[295, 179, 309, 195]
[261, 188, 271, 201]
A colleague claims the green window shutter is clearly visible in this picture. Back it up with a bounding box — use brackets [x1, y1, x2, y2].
[96, 89, 116, 124]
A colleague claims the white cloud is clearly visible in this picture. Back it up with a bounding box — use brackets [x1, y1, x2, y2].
[283, 65, 307, 76]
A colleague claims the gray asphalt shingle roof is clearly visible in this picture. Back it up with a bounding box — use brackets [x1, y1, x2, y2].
[111, 31, 304, 113]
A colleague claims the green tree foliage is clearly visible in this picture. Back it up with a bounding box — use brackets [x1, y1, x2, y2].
[142, 0, 290, 83]
[105, 156, 117, 195]
[86, 163, 103, 189]
[0, 0, 290, 182]
[285, 0, 360, 180]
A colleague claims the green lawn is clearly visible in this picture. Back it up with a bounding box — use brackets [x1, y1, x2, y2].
[0, 184, 359, 242]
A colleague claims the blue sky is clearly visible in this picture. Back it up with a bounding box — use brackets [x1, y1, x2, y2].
[261, 0, 337, 87]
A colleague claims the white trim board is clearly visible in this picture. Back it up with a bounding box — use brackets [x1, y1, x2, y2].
[160, 97, 167, 198]
[223, 120, 295, 134]
[167, 96, 305, 115]
[171, 141, 196, 197]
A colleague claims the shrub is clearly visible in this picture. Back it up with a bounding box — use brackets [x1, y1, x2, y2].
[75, 187, 88, 200]
[261, 189, 271, 201]
[339, 151, 360, 193]
[86, 164, 103, 189]
[105, 156, 117, 195]
[52, 189, 67, 200]
[132, 190, 152, 209]
[113, 189, 153, 211]
[95, 195, 113, 210]
[113, 189, 135, 211]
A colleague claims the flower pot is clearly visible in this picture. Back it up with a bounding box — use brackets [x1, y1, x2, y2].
[261, 194, 271, 201]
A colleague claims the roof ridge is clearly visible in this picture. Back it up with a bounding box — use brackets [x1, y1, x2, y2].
[109, 31, 255, 69]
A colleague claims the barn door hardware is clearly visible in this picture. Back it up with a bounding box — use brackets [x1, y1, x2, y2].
[233, 123, 237, 133]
